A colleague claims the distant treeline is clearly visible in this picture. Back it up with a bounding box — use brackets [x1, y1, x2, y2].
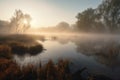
[0, 0, 120, 33]
[38, 0, 120, 33]
[0, 20, 9, 33]
[75, 0, 120, 33]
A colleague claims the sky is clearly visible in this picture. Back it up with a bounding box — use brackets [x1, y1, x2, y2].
[0, 0, 102, 28]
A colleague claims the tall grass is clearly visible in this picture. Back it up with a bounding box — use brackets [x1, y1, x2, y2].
[0, 59, 72, 80]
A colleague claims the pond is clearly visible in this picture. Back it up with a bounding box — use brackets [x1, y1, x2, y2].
[13, 34, 120, 80]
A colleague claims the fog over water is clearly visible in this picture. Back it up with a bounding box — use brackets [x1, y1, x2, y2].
[12, 33, 120, 80]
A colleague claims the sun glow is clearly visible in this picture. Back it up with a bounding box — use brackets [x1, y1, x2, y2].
[0, 0, 75, 28]
[31, 20, 37, 28]
[23, 19, 28, 25]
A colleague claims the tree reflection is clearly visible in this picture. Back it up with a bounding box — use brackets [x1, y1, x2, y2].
[56, 36, 120, 68]
[76, 39, 120, 68]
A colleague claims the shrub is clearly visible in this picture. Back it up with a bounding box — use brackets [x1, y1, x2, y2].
[28, 44, 43, 55]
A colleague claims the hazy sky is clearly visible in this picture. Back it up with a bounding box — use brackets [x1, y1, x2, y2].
[0, 0, 102, 28]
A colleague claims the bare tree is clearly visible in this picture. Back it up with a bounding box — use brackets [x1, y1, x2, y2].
[10, 9, 32, 33]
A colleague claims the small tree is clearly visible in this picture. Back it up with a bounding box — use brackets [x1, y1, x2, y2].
[56, 22, 70, 31]
[10, 9, 32, 33]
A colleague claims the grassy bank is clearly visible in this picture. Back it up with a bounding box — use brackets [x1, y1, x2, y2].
[0, 34, 113, 80]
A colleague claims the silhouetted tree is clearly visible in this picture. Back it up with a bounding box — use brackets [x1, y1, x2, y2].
[76, 8, 104, 32]
[10, 9, 32, 33]
[98, 0, 120, 32]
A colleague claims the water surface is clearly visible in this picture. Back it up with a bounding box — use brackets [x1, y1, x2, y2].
[13, 34, 120, 80]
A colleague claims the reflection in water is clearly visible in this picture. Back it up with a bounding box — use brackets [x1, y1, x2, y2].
[13, 35, 120, 80]
[13, 54, 42, 67]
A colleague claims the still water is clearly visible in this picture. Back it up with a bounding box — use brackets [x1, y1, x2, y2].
[13, 34, 120, 80]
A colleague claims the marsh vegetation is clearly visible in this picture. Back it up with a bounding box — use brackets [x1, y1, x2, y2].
[0, 34, 120, 80]
[0, 0, 120, 80]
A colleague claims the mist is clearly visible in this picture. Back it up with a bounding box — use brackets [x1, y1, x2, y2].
[0, 0, 120, 80]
